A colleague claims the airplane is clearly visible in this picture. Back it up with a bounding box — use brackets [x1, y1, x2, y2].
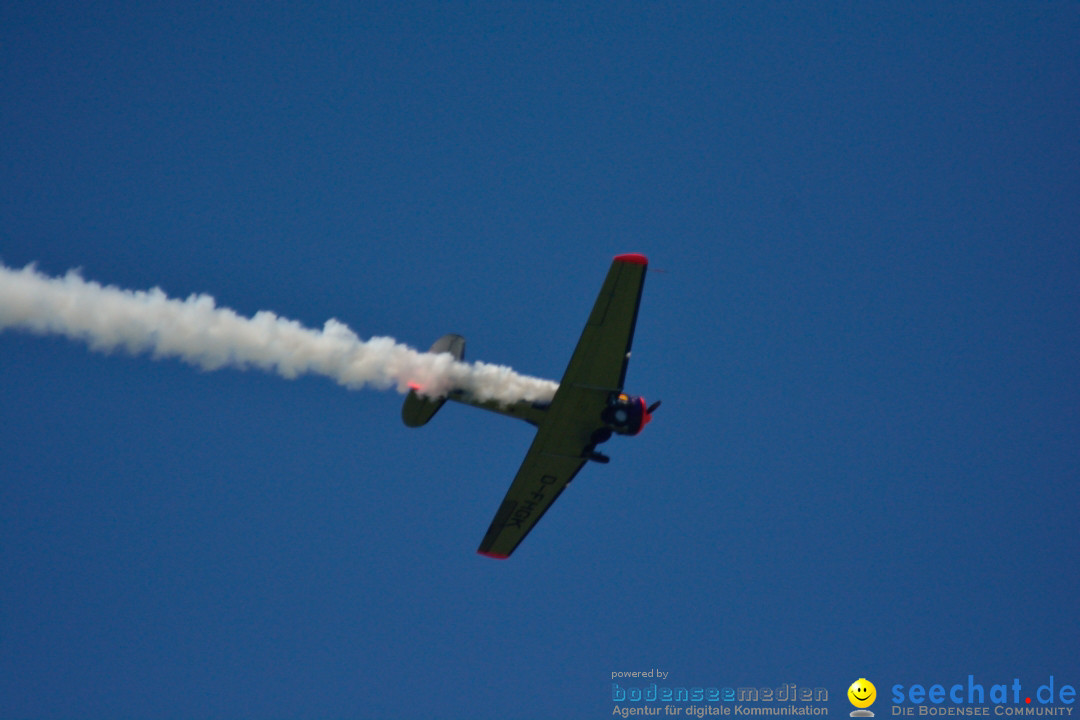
[401, 253, 658, 558]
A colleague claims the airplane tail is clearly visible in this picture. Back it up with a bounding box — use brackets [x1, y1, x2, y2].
[401, 334, 465, 427]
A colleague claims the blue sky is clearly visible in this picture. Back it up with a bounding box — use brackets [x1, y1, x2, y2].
[2, 3, 1078, 718]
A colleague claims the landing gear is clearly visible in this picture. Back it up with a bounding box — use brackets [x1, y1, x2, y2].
[585, 428, 613, 464]
[591, 427, 613, 445]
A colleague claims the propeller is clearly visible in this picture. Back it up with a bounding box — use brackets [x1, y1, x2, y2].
[646, 400, 662, 414]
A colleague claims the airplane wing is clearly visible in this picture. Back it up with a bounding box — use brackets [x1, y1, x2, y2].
[477, 254, 648, 558]
[559, 252, 648, 393]
[476, 438, 587, 558]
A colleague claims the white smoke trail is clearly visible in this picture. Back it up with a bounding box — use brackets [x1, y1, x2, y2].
[0, 263, 559, 405]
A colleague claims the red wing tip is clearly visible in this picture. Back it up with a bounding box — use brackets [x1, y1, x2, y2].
[614, 253, 648, 265]
[477, 550, 509, 559]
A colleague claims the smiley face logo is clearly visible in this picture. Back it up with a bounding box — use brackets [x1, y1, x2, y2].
[848, 678, 876, 709]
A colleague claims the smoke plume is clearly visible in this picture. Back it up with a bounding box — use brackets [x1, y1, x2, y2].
[0, 263, 558, 405]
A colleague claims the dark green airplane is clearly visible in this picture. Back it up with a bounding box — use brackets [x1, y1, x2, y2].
[402, 253, 658, 558]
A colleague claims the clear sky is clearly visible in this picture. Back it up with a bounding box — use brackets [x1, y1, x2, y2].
[2, 3, 1078, 719]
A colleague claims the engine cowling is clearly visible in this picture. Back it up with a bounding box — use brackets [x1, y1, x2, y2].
[602, 393, 654, 436]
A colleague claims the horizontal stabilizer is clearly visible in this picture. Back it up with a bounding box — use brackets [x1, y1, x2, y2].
[402, 334, 465, 427]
